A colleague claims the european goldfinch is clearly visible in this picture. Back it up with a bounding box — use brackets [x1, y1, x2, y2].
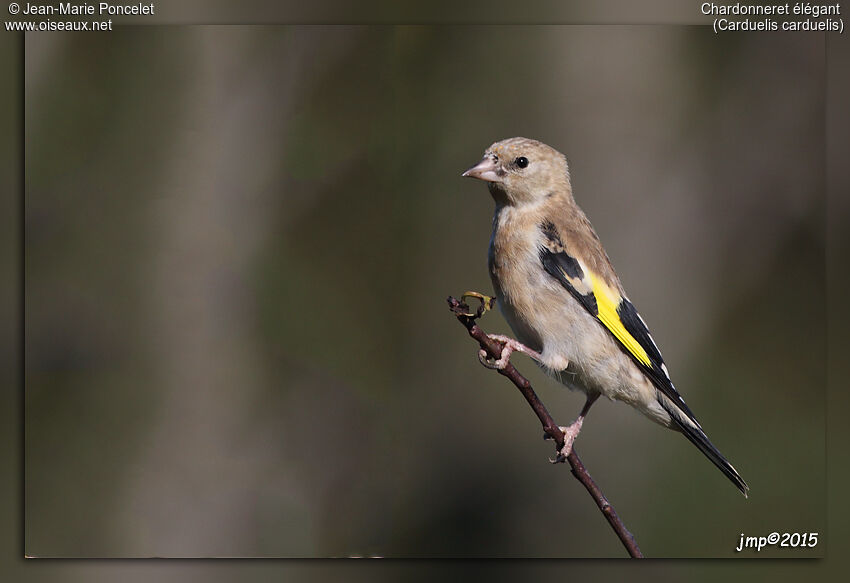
[462, 137, 748, 496]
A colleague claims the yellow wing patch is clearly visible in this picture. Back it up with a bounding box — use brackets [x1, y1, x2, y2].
[587, 272, 652, 367]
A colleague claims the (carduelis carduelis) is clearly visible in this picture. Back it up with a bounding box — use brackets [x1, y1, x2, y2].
[462, 137, 748, 496]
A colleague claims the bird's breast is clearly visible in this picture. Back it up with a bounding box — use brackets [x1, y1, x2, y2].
[488, 207, 553, 352]
[488, 206, 627, 384]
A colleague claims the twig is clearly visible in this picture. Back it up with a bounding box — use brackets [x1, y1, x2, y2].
[447, 295, 644, 558]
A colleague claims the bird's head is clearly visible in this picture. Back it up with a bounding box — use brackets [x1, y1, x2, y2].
[462, 137, 571, 206]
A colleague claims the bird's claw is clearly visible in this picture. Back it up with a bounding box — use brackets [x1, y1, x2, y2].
[478, 347, 512, 370]
[477, 334, 543, 370]
[478, 348, 505, 369]
[477, 335, 519, 370]
[460, 291, 496, 318]
[548, 423, 581, 463]
[548, 444, 572, 464]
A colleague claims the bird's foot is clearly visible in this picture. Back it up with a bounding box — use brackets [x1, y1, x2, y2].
[549, 417, 584, 463]
[478, 334, 542, 370]
[460, 291, 496, 318]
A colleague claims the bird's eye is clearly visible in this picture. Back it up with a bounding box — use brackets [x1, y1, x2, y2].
[515, 156, 529, 169]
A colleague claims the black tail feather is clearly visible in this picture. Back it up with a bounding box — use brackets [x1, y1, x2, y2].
[661, 401, 749, 497]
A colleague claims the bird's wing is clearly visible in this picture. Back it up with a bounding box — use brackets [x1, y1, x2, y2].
[538, 221, 700, 426]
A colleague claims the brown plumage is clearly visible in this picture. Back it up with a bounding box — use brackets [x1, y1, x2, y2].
[462, 137, 748, 496]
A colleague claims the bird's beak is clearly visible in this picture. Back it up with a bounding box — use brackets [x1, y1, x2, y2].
[462, 156, 503, 183]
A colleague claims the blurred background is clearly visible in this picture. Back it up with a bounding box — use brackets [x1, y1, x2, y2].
[9, 23, 830, 565]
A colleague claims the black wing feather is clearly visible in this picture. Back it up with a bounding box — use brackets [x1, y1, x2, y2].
[616, 298, 698, 423]
[539, 222, 748, 495]
[539, 222, 698, 426]
[539, 249, 598, 316]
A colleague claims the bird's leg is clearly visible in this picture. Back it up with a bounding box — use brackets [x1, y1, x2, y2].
[460, 292, 541, 369]
[550, 393, 600, 463]
[478, 334, 542, 370]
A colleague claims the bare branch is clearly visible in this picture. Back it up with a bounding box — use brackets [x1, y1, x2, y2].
[447, 295, 644, 558]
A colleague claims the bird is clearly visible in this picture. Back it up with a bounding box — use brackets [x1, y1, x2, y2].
[461, 137, 748, 496]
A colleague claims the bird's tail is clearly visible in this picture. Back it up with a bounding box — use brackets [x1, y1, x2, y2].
[660, 398, 749, 497]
